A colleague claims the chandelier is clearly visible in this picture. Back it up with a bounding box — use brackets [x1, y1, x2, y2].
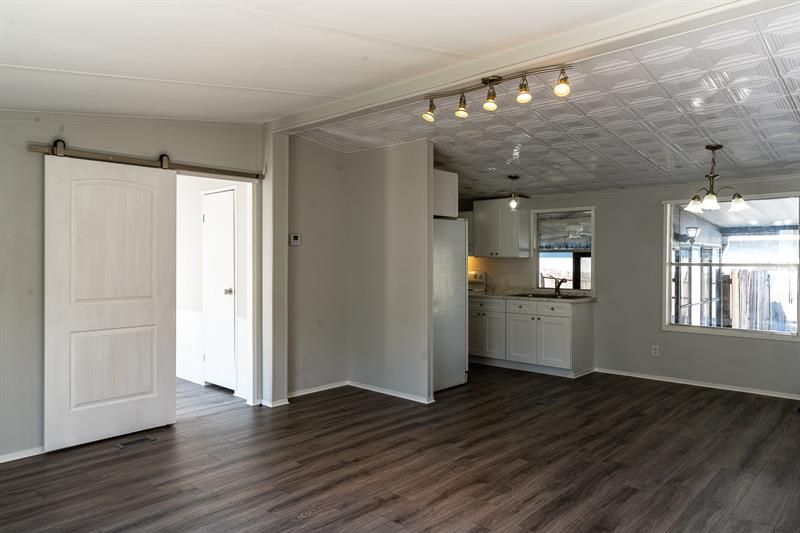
[421, 66, 572, 122]
[684, 144, 748, 214]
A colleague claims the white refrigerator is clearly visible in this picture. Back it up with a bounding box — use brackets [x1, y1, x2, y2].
[433, 218, 468, 392]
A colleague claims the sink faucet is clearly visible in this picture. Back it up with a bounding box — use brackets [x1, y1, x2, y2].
[544, 275, 569, 297]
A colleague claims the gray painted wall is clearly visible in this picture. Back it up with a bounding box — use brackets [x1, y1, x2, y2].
[0, 111, 263, 456]
[287, 137, 434, 400]
[287, 137, 350, 392]
[524, 177, 800, 397]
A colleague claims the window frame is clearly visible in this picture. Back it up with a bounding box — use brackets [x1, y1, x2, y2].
[662, 193, 800, 342]
[532, 206, 596, 294]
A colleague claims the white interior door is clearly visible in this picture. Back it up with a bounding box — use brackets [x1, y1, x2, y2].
[44, 156, 176, 452]
[201, 189, 236, 390]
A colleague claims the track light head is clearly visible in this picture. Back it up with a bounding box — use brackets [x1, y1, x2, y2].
[516, 77, 532, 104]
[422, 99, 436, 122]
[455, 93, 469, 118]
[554, 68, 570, 97]
[483, 85, 498, 111]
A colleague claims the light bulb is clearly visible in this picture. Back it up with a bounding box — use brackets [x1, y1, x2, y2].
[701, 192, 720, 210]
[516, 77, 532, 104]
[454, 93, 469, 118]
[729, 192, 749, 212]
[509, 195, 519, 210]
[421, 99, 435, 122]
[684, 195, 703, 214]
[554, 68, 570, 98]
[483, 85, 498, 111]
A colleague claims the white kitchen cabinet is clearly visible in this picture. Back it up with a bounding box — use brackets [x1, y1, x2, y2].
[484, 311, 506, 359]
[468, 309, 483, 356]
[458, 211, 474, 256]
[471, 296, 594, 377]
[506, 313, 537, 364]
[537, 315, 572, 369]
[468, 299, 506, 360]
[433, 170, 459, 217]
[472, 199, 530, 258]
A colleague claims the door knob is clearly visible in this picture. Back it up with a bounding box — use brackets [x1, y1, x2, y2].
[224, 288, 234, 295]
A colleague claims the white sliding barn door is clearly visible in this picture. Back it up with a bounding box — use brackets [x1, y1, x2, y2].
[44, 156, 176, 452]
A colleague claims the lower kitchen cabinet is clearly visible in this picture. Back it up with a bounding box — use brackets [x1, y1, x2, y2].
[468, 307, 506, 360]
[506, 313, 537, 364]
[536, 315, 572, 369]
[470, 296, 594, 377]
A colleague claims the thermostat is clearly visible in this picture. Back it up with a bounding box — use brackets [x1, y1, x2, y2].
[289, 233, 302, 246]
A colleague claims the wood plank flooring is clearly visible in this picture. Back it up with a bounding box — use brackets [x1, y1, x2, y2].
[1, 364, 799, 532]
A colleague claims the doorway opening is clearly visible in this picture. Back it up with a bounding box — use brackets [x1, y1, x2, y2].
[176, 174, 257, 405]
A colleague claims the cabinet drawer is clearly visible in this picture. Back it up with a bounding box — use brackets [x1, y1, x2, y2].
[469, 298, 505, 313]
[536, 302, 572, 317]
[506, 300, 537, 315]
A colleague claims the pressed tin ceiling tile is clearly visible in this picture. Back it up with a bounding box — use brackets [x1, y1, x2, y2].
[297, 3, 800, 200]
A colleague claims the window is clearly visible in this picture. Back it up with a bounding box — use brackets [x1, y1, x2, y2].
[667, 195, 799, 337]
[535, 209, 593, 291]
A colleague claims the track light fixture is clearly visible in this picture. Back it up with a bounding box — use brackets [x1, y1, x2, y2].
[684, 144, 748, 214]
[483, 85, 498, 111]
[516, 76, 532, 104]
[454, 93, 469, 118]
[554, 67, 570, 97]
[420, 65, 573, 122]
[421, 99, 436, 122]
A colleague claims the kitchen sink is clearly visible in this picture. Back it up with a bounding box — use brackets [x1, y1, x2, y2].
[510, 293, 588, 300]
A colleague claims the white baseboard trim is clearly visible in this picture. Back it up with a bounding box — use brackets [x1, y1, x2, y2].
[0, 446, 45, 465]
[471, 357, 581, 379]
[347, 380, 433, 405]
[573, 368, 595, 378]
[261, 399, 290, 408]
[288, 381, 349, 398]
[594, 368, 800, 401]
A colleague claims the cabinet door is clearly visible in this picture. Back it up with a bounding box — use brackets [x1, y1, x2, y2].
[506, 313, 537, 364]
[468, 309, 484, 356]
[483, 311, 506, 359]
[537, 316, 572, 369]
[496, 207, 518, 257]
[473, 202, 493, 257]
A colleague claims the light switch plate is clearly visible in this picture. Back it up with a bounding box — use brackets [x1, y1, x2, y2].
[289, 233, 302, 246]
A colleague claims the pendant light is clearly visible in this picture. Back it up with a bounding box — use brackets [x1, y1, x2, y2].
[422, 99, 436, 122]
[454, 93, 469, 118]
[507, 175, 520, 210]
[683, 144, 748, 214]
[483, 85, 498, 111]
[516, 76, 532, 104]
[554, 67, 571, 97]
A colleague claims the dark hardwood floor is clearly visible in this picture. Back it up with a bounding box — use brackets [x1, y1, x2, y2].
[1, 364, 799, 532]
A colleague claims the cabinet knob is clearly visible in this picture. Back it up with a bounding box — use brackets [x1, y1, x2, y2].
[538, 317, 541, 321]
[550, 307, 555, 311]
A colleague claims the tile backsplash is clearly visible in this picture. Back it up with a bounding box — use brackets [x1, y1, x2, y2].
[468, 256, 535, 290]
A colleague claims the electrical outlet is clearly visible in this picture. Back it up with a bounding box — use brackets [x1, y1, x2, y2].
[651, 345, 661, 357]
[300, 356, 309, 368]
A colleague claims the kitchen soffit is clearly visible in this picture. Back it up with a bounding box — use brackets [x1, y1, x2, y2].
[297, 4, 800, 200]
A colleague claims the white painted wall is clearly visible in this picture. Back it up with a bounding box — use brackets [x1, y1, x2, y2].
[176, 175, 253, 401]
[287, 137, 434, 401]
[503, 177, 800, 397]
[0, 111, 262, 458]
[287, 137, 349, 393]
[345, 140, 434, 402]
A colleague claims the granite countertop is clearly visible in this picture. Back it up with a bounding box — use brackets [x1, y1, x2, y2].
[469, 288, 596, 304]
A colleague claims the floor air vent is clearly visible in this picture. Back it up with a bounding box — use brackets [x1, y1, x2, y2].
[114, 436, 157, 449]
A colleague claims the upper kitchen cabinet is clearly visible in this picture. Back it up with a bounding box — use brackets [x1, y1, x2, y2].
[458, 211, 474, 256]
[433, 170, 458, 218]
[472, 198, 531, 258]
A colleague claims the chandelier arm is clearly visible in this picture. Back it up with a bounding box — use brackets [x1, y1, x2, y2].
[716, 186, 739, 196]
[696, 187, 709, 195]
